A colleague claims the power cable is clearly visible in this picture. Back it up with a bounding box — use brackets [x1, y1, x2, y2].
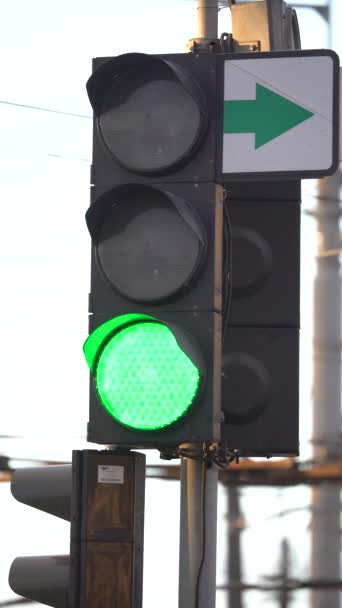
[0, 599, 33, 607]
[0, 99, 91, 120]
[222, 189, 233, 340]
[178, 445, 229, 608]
[194, 455, 207, 608]
[0, 147, 90, 163]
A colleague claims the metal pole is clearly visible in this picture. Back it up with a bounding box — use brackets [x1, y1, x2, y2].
[227, 486, 242, 608]
[311, 170, 342, 608]
[178, 453, 219, 608]
[310, 5, 341, 606]
[279, 539, 290, 608]
[197, 0, 219, 40]
[179, 5, 219, 607]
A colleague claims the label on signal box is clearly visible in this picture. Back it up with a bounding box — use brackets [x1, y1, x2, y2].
[217, 49, 339, 180]
[98, 464, 124, 484]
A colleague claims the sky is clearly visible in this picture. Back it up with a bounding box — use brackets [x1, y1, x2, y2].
[0, 1, 340, 607]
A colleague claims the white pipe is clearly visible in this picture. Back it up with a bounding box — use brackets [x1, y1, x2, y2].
[197, 0, 218, 39]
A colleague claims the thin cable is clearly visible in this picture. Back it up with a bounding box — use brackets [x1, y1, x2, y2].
[222, 191, 231, 318]
[0, 99, 91, 119]
[0, 600, 32, 607]
[0, 146, 90, 163]
[194, 456, 207, 608]
[222, 191, 233, 339]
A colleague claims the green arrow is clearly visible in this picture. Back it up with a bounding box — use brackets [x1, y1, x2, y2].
[223, 83, 314, 149]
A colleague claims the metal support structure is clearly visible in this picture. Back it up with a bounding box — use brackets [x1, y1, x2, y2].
[287, 1, 329, 22]
[179, 4, 220, 606]
[227, 486, 242, 608]
[309, 3, 342, 606]
[278, 539, 290, 608]
[197, 0, 219, 39]
[179, 454, 219, 608]
[311, 170, 342, 608]
[187, 0, 219, 52]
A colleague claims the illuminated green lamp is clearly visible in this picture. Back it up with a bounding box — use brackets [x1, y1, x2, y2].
[83, 314, 202, 431]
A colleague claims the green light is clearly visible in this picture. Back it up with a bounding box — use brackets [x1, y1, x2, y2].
[83, 313, 155, 372]
[92, 320, 201, 430]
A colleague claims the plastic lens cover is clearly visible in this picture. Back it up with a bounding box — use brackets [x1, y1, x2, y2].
[84, 315, 201, 430]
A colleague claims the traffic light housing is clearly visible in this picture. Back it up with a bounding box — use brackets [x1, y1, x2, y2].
[220, 180, 300, 457]
[86, 53, 217, 183]
[230, 0, 301, 53]
[84, 46, 311, 455]
[84, 52, 223, 448]
[9, 450, 146, 608]
[9, 464, 75, 607]
[217, 1, 301, 457]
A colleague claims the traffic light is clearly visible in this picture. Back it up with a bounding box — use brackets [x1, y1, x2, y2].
[218, 1, 302, 457]
[230, 0, 300, 53]
[84, 52, 223, 448]
[83, 45, 335, 454]
[220, 181, 300, 456]
[9, 463, 76, 607]
[9, 450, 145, 608]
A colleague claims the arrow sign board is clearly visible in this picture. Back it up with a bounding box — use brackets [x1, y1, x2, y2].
[217, 50, 339, 180]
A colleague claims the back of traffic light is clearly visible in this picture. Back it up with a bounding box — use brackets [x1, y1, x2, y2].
[9, 464, 75, 608]
[84, 52, 223, 449]
[9, 450, 145, 608]
[230, 0, 301, 53]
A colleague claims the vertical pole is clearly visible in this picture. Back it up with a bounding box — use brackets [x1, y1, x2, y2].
[311, 170, 342, 608]
[311, 171, 342, 608]
[179, 5, 219, 608]
[178, 454, 218, 608]
[197, 0, 219, 40]
[310, 4, 341, 606]
[227, 486, 242, 608]
[279, 539, 290, 608]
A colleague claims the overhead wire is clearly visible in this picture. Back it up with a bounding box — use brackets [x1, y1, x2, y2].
[222, 189, 233, 340]
[0, 600, 33, 607]
[0, 98, 92, 163]
[194, 456, 207, 608]
[0, 99, 91, 120]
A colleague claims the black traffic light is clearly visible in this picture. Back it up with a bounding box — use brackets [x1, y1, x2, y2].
[9, 450, 145, 608]
[84, 52, 223, 448]
[218, 1, 302, 457]
[221, 180, 300, 456]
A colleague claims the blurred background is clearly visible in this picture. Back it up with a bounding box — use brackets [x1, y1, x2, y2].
[0, 1, 341, 606]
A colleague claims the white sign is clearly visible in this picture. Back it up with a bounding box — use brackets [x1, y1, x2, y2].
[220, 50, 339, 179]
[98, 464, 124, 484]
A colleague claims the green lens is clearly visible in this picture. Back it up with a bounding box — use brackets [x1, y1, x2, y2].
[83, 313, 154, 373]
[95, 321, 200, 430]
